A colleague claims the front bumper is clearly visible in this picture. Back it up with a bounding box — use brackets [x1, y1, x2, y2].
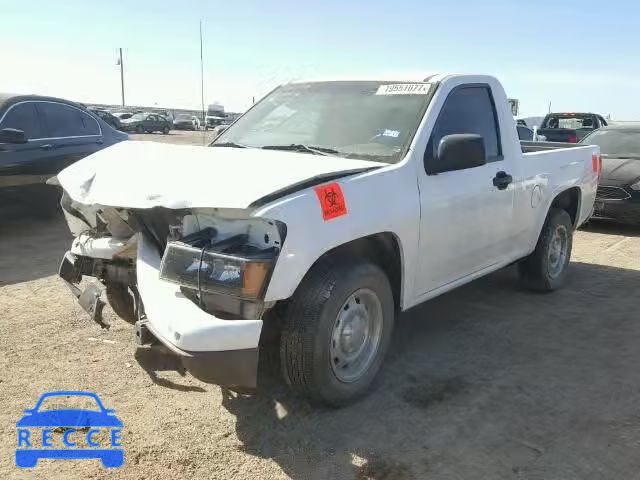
[59, 236, 263, 388]
[173, 123, 195, 130]
[136, 236, 263, 387]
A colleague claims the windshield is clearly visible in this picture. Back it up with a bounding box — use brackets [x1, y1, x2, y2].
[582, 129, 640, 157]
[212, 81, 433, 163]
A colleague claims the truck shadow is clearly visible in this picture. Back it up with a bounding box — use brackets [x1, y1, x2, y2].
[134, 347, 207, 393]
[0, 214, 71, 286]
[220, 262, 640, 480]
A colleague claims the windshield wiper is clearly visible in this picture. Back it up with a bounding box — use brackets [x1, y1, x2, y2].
[261, 144, 340, 156]
[209, 142, 249, 149]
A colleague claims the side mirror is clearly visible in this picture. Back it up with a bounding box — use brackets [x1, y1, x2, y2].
[425, 134, 487, 175]
[0, 128, 27, 144]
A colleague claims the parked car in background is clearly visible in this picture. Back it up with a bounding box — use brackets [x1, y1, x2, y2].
[516, 125, 546, 142]
[517, 124, 534, 140]
[173, 114, 200, 130]
[88, 108, 121, 130]
[120, 112, 172, 134]
[581, 125, 640, 224]
[538, 112, 607, 143]
[55, 74, 598, 406]
[209, 124, 229, 138]
[112, 112, 133, 121]
[0, 94, 128, 215]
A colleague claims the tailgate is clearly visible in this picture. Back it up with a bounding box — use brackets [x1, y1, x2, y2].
[538, 128, 578, 143]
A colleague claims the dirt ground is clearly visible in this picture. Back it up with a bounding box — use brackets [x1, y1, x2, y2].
[2, 131, 640, 479]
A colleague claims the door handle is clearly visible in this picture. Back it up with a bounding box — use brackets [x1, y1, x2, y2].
[492, 171, 512, 190]
[40, 144, 54, 150]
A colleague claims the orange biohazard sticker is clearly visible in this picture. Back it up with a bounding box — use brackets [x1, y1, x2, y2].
[314, 183, 348, 221]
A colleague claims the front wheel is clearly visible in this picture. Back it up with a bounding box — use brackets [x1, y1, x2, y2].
[280, 260, 394, 406]
[518, 208, 573, 291]
[162, 126, 170, 134]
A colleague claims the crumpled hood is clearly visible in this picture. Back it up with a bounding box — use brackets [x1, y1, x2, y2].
[56, 141, 381, 209]
[601, 157, 640, 186]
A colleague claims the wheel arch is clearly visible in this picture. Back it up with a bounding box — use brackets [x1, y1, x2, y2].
[287, 232, 405, 313]
[528, 186, 582, 255]
[550, 186, 582, 227]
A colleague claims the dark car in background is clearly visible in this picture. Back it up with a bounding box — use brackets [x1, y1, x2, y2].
[173, 114, 200, 130]
[538, 112, 607, 143]
[88, 108, 121, 130]
[120, 112, 172, 134]
[112, 111, 135, 121]
[580, 125, 640, 224]
[517, 124, 534, 141]
[0, 93, 128, 215]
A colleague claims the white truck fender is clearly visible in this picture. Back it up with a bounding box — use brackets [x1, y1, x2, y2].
[254, 162, 420, 308]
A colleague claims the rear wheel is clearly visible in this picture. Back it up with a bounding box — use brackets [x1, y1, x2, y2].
[280, 259, 394, 406]
[518, 208, 573, 291]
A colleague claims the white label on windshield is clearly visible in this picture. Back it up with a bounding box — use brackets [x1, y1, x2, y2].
[375, 83, 431, 95]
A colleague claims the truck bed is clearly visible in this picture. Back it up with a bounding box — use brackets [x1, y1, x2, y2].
[521, 141, 587, 153]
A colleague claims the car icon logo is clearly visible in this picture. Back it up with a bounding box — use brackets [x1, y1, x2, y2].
[15, 391, 123, 468]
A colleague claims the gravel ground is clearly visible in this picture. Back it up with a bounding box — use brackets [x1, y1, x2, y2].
[2, 131, 640, 479]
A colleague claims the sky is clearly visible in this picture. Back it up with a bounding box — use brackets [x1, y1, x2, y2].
[2, 0, 640, 118]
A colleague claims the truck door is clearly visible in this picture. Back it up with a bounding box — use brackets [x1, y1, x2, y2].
[415, 85, 515, 295]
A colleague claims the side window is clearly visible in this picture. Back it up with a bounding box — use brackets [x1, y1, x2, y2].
[0, 102, 44, 139]
[427, 86, 501, 164]
[38, 102, 100, 137]
[598, 116, 608, 127]
[79, 111, 100, 135]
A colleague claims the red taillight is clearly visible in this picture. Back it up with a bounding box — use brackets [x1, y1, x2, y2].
[568, 134, 578, 143]
[592, 153, 601, 176]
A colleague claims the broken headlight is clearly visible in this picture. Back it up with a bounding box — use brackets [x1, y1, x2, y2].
[159, 227, 277, 301]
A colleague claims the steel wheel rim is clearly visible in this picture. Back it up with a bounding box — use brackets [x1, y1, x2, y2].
[329, 288, 383, 383]
[548, 225, 568, 278]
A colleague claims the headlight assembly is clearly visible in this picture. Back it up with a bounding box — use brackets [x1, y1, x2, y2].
[159, 233, 276, 301]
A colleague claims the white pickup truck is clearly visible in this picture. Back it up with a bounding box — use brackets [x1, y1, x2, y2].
[55, 74, 600, 406]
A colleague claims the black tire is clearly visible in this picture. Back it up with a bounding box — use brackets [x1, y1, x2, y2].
[280, 259, 394, 407]
[106, 283, 138, 324]
[162, 126, 170, 134]
[518, 208, 573, 291]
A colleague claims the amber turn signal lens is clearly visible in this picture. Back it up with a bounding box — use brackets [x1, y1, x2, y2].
[242, 262, 270, 298]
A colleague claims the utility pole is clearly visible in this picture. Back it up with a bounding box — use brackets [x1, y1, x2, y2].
[547, 101, 552, 114]
[117, 48, 125, 106]
[200, 20, 205, 126]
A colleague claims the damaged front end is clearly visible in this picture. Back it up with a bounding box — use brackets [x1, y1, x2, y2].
[58, 192, 284, 388]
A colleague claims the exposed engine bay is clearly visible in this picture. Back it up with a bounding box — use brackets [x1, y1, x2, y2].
[58, 192, 285, 328]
